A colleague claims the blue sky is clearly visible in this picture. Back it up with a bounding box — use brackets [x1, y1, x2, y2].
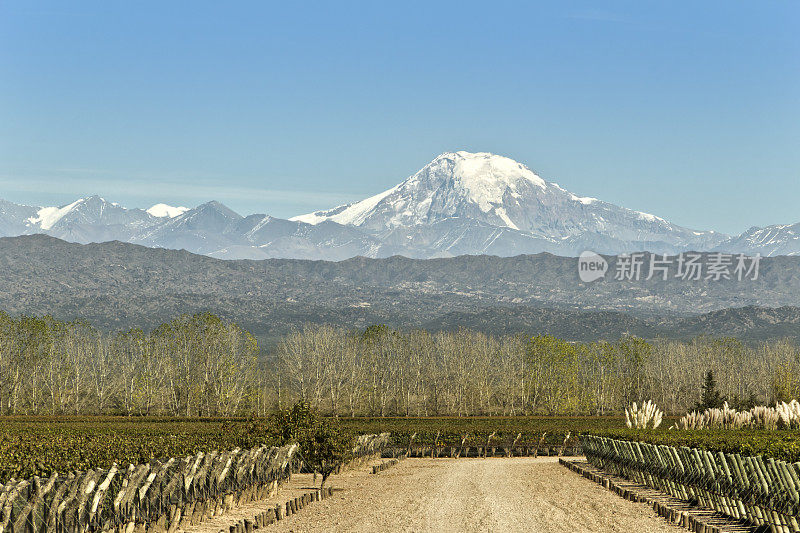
[1, 1, 797, 235]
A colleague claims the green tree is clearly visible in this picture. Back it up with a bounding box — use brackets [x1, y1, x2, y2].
[695, 370, 725, 411]
[299, 420, 352, 489]
[275, 401, 353, 489]
[729, 391, 759, 410]
[274, 399, 317, 441]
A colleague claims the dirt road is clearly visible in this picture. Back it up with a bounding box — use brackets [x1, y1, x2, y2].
[185, 457, 676, 533]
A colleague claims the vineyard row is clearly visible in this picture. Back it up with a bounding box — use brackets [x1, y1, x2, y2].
[0, 434, 389, 533]
[582, 435, 800, 532]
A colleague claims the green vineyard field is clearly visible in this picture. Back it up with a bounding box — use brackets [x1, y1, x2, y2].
[593, 427, 800, 463]
[3, 416, 800, 482]
[0, 417, 282, 480]
[337, 416, 626, 446]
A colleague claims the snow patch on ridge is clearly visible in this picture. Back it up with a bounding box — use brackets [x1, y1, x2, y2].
[494, 207, 519, 230]
[291, 183, 401, 226]
[28, 198, 86, 230]
[147, 204, 189, 218]
[636, 211, 667, 224]
[570, 193, 597, 205]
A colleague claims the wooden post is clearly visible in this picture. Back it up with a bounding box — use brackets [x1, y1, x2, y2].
[407, 433, 417, 458]
[508, 433, 522, 458]
[484, 432, 496, 458]
[534, 433, 546, 458]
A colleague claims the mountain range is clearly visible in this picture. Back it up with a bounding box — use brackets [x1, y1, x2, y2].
[1, 151, 797, 259]
[1, 235, 799, 345]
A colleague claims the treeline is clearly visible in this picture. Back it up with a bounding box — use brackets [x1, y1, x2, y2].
[0, 312, 261, 416]
[277, 325, 799, 416]
[0, 313, 798, 416]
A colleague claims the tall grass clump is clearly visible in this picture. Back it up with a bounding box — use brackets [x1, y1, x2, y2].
[672, 399, 800, 430]
[625, 400, 663, 429]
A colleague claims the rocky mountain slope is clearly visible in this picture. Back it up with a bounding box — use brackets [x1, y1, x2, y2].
[716, 223, 800, 257]
[1, 235, 798, 345]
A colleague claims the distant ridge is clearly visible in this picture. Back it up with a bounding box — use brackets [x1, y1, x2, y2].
[1, 235, 799, 345]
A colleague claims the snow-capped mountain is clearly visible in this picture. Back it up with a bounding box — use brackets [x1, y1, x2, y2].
[131, 200, 246, 254]
[716, 223, 800, 257]
[31, 195, 153, 229]
[129, 201, 388, 260]
[3, 196, 155, 244]
[293, 151, 727, 256]
[0, 151, 796, 259]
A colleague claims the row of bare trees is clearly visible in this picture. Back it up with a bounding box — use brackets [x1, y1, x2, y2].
[1, 312, 797, 416]
[275, 325, 799, 416]
[0, 312, 259, 416]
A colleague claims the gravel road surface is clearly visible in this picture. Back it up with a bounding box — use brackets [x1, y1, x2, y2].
[184, 457, 676, 533]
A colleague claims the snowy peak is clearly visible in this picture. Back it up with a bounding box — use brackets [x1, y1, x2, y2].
[291, 150, 721, 252]
[29, 198, 87, 230]
[25, 196, 148, 230]
[152, 201, 242, 235]
[445, 151, 548, 206]
[291, 150, 608, 232]
[147, 203, 189, 218]
[292, 151, 550, 229]
[716, 222, 800, 256]
[189, 201, 243, 221]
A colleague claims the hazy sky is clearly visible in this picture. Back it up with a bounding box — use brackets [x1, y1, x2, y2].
[1, 1, 798, 235]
